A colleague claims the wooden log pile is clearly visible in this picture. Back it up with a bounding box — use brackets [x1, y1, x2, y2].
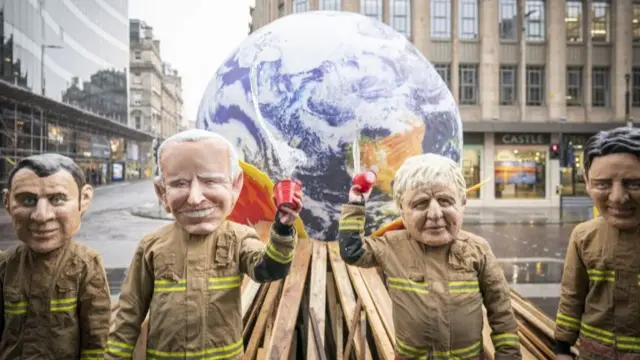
[111, 236, 577, 360]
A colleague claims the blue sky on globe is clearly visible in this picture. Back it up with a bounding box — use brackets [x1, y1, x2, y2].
[196, 10, 463, 240]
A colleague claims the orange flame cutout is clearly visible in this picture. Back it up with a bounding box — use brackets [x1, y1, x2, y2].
[371, 177, 492, 237]
[228, 160, 308, 238]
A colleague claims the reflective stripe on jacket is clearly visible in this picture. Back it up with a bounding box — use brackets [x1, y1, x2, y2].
[338, 204, 521, 360]
[555, 217, 640, 360]
[107, 220, 297, 360]
[0, 242, 111, 359]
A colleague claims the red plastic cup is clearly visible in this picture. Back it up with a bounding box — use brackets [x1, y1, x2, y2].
[352, 171, 377, 193]
[273, 179, 302, 211]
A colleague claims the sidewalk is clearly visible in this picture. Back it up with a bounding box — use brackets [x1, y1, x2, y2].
[463, 207, 593, 225]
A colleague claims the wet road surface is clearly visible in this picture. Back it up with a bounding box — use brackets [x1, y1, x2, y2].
[0, 180, 571, 318]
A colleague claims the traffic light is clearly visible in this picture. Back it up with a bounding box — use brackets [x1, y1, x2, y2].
[549, 143, 561, 160]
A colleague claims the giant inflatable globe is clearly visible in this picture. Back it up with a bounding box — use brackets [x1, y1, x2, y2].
[197, 11, 462, 240]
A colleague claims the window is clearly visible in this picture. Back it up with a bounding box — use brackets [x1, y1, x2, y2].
[565, 1, 583, 42]
[135, 115, 141, 129]
[566, 67, 583, 106]
[592, 67, 610, 107]
[634, 3, 640, 44]
[462, 147, 482, 199]
[391, 0, 411, 37]
[319, 0, 340, 10]
[494, 148, 547, 199]
[459, 64, 478, 105]
[525, 0, 545, 41]
[500, 65, 517, 105]
[361, 0, 382, 20]
[132, 72, 141, 85]
[431, 0, 451, 39]
[459, 0, 478, 39]
[131, 92, 142, 106]
[591, 1, 610, 42]
[293, 0, 308, 13]
[134, 50, 141, 60]
[633, 67, 640, 107]
[526, 66, 545, 106]
[499, 0, 517, 40]
[434, 64, 451, 89]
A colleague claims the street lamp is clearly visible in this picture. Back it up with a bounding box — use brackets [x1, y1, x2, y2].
[626, 73, 632, 128]
[41, 44, 63, 96]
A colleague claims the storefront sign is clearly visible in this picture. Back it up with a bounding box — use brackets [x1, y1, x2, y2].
[495, 133, 550, 145]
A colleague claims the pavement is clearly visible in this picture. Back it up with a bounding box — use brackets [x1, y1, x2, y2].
[0, 179, 573, 319]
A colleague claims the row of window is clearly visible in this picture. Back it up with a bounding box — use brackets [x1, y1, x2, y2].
[289, 0, 640, 43]
[433, 64, 640, 108]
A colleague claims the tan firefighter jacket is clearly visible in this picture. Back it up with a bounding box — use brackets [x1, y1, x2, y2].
[555, 217, 640, 360]
[0, 241, 112, 359]
[339, 204, 521, 360]
[107, 219, 297, 360]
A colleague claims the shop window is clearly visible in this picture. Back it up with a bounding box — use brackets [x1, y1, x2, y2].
[566, 67, 582, 106]
[500, 65, 517, 105]
[462, 147, 481, 199]
[565, 1, 583, 42]
[494, 149, 546, 199]
[560, 144, 587, 196]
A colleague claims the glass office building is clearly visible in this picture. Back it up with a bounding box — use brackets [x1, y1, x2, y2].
[0, 0, 153, 185]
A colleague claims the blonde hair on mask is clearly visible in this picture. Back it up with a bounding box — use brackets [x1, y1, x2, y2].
[393, 153, 467, 209]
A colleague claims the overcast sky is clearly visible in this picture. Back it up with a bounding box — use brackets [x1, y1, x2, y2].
[129, 0, 253, 122]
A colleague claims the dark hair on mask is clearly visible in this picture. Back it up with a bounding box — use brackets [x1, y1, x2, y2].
[5, 153, 86, 191]
[583, 127, 640, 177]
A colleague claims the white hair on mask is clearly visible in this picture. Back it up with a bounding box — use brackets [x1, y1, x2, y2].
[393, 153, 467, 209]
[157, 129, 240, 180]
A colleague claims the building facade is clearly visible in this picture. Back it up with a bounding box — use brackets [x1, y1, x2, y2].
[0, 0, 153, 185]
[251, 0, 640, 207]
[129, 19, 184, 178]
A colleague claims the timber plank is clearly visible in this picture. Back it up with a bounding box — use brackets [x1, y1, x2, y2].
[243, 283, 270, 336]
[307, 240, 327, 360]
[359, 267, 395, 340]
[326, 276, 343, 360]
[326, 242, 372, 359]
[265, 237, 313, 359]
[244, 280, 283, 359]
[346, 264, 395, 359]
[242, 280, 262, 319]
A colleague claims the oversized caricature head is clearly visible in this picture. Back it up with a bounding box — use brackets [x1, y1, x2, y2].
[154, 129, 243, 235]
[584, 127, 640, 231]
[3, 154, 94, 253]
[393, 153, 467, 246]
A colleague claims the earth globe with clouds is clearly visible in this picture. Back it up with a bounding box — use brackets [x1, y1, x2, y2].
[196, 10, 462, 240]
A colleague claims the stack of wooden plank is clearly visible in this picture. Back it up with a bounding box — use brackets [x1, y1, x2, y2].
[115, 237, 572, 360]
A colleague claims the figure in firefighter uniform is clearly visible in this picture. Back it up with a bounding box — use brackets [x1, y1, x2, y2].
[339, 153, 521, 360]
[554, 127, 640, 360]
[0, 154, 111, 359]
[107, 129, 302, 360]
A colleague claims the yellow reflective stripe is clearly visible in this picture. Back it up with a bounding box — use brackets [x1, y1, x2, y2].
[396, 338, 428, 358]
[265, 242, 293, 264]
[339, 217, 365, 231]
[587, 268, 615, 282]
[617, 335, 640, 351]
[154, 279, 187, 292]
[4, 300, 27, 315]
[146, 339, 243, 359]
[491, 333, 520, 349]
[433, 341, 482, 359]
[80, 349, 104, 360]
[106, 340, 134, 357]
[580, 323, 615, 345]
[207, 275, 242, 290]
[449, 280, 480, 293]
[555, 313, 581, 331]
[50, 297, 77, 312]
[388, 277, 428, 294]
